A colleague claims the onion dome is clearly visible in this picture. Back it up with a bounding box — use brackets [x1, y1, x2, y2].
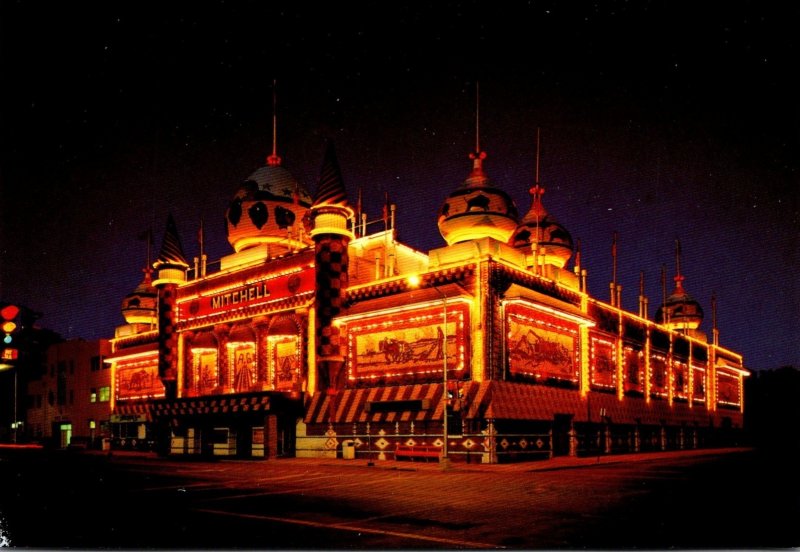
[152, 213, 189, 286]
[121, 269, 157, 325]
[655, 278, 704, 330]
[226, 152, 313, 253]
[655, 240, 704, 330]
[510, 184, 573, 269]
[437, 151, 519, 245]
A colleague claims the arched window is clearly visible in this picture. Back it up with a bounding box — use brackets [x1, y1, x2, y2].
[227, 325, 256, 393]
[189, 331, 218, 396]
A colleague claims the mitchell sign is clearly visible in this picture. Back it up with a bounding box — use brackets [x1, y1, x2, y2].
[179, 267, 315, 320]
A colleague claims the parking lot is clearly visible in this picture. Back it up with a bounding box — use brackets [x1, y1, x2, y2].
[1, 446, 797, 548]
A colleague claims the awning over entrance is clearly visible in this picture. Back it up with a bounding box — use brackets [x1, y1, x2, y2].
[304, 381, 476, 425]
[117, 392, 304, 422]
[465, 381, 584, 421]
[465, 380, 722, 426]
[153, 394, 270, 418]
[113, 402, 153, 422]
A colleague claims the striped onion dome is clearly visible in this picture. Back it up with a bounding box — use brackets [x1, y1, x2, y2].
[437, 151, 519, 245]
[510, 184, 573, 269]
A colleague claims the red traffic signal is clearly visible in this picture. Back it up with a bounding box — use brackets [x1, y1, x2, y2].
[1, 305, 19, 320]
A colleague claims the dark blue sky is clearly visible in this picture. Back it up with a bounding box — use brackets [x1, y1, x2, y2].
[1, 1, 797, 370]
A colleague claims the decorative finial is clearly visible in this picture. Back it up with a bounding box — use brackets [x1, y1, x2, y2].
[469, 82, 487, 173]
[475, 81, 481, 155]
[535, 127, 541, 185]
[674, 238, 684, 292]
[267, 79, 282, 166]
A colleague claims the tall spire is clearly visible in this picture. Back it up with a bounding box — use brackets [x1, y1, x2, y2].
[267, 79, 281, 166]
[475, 81, 481, 155]
[611, 231, 618, 306]
[313, 140, 350, 208]
[535, 126, 541, 185]
[466, 81, 488, 186]
[309, 139, 354, 239]
[673, 238, 685, 293]
[532, 127, 543, 249]
[154, 213, 189, 270]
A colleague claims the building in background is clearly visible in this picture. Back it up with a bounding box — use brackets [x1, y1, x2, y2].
[105, 114, 748, 462]
[0, 302, 62, 443]
[25, 338, 112, 449]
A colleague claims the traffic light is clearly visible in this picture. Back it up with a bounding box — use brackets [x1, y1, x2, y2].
[1, 304, 19, 344]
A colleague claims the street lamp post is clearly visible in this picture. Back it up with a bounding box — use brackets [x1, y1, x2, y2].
[407, 276, 451, 468]
[435, 286, 449, 466]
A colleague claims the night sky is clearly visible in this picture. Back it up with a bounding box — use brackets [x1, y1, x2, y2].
[1, 1, 797, 370]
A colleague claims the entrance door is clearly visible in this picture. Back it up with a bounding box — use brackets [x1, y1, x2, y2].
[552, 414, 573, 456]
[59, 423, 72, 449]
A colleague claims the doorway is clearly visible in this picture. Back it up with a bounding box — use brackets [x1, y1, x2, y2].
[552, 414, 573, 456]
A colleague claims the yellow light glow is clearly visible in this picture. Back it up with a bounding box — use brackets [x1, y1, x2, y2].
[177, 266, 312, 302]
[503, 298, 595, 328]
[307, 306, 316, 395]
[580, 325, 590, 396]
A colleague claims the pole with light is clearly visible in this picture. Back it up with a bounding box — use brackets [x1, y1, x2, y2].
[407, 275, 450, 467]
[1, 304, 20, 443]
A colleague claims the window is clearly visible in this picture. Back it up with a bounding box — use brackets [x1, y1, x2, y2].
[69, 389, 74, 405]
[90, 388, 97, 403]
[98, 386, 111, 402]
[91, 356, 101, 371]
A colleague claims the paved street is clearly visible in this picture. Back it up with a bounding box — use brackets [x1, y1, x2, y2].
[1, 446, 797, 549]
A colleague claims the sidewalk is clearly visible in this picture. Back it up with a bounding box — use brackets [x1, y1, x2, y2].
[283, 446, 753, 473]
[83, 445, 753, 472]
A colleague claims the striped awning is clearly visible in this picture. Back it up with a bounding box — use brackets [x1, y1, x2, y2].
[113, 401, 153, 422]
[464, 381, 584, 421]
[465, 381, 723, 426]
[304, 382, 477, 425]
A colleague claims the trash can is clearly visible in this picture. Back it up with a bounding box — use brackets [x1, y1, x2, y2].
[342, 440, 356, 460]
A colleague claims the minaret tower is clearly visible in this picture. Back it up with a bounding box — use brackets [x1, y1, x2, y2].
[309, 140, 354, 409]
[152, 213, 189, 399]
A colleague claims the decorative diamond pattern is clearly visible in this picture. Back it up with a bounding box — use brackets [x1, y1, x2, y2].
[375, 438, 389, 450]
[405, 438, 417, 447]
[519, 438, 528, 449]
[463, 438, 476, 449]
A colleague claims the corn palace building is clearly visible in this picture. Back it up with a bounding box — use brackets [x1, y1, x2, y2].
[106, 131, 748, 463]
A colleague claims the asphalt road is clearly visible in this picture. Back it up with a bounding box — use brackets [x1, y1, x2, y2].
[1, 447, 797, 549]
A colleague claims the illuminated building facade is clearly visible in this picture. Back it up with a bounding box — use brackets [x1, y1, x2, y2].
[106, 121, 748, 462]
[25, 338, 113, 449]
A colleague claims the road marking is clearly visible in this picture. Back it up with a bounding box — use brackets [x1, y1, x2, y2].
[194, 508, 504, 549]
[197, 474, 388, 501]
